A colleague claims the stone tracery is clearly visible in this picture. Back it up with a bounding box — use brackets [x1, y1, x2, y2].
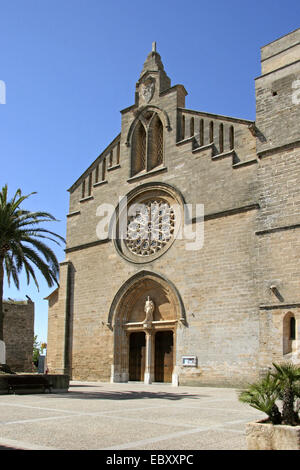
[125, 199, 175, 257]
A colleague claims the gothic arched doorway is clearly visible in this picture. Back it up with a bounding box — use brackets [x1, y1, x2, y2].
[108, 271, 186, 385]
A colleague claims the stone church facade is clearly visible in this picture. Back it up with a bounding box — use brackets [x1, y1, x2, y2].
[46, 28, 300, 387]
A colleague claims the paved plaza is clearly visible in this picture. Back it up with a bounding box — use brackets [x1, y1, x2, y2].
[0, 381, 264, 450]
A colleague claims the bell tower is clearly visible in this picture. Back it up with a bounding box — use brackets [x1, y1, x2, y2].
[255, 28, 300, 155]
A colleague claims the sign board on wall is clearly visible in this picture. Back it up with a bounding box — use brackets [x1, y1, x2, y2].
[182, 355, 197, 367]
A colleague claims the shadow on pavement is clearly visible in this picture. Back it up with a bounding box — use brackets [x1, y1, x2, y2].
[47, 387, 209, 401]
[0, 445, 24, 450]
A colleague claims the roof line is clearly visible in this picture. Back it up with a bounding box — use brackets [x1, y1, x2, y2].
[67, 133, 121, 193]
[178, 108, 254, 124]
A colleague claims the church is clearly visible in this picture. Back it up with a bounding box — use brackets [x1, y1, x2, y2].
[46, 28, 300, 387]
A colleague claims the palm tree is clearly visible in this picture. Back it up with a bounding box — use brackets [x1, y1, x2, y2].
[238, 372, 282, 424]
[272, 363, 300, 425]
[0, 185, 65, 349]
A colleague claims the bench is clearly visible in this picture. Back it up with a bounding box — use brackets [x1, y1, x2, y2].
[7, 375, 52, 394]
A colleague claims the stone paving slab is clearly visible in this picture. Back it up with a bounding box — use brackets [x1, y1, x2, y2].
[0, 381, 264, 450]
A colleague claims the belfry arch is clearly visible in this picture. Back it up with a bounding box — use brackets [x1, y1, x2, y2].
[108, 271, 186, 385]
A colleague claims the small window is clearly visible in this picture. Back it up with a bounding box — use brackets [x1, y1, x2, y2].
[290, 317, 296, 340]
[283, 312, 296, 355]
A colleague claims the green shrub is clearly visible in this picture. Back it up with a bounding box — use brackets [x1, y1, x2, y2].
[238, 372, 281, 424]
[238, 363, 300, 426]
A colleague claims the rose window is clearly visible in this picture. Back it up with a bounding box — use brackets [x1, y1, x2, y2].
[125, 200, 175, 256]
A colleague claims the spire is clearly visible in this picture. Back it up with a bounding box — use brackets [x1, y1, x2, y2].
[140, 42, 165, 77]
[139, 42, 171, 92]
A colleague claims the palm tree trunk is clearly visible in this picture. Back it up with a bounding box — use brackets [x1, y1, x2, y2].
[282, 387, 295, 425]
[0, 255, 4, 342]
[270, 404, 282, 424]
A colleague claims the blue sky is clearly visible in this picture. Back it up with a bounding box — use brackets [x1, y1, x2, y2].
[1, 0, 299, 343]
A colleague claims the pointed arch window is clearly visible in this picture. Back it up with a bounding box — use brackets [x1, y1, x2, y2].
[283, 312, 297, 355]
[131, 121, 146, 177]
[148, 114, 163, 171]
[131, 112, 164, 177]
[290, 316, 296, 340]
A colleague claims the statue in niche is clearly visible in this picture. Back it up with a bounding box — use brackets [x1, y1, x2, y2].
[144, 296, 155, 323]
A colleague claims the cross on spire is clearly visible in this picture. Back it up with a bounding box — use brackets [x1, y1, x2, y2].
[152, 41, 157, 53]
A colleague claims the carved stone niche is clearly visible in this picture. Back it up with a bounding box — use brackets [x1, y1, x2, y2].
[121, 278, 176, 324]
[107, 270, 187, 330]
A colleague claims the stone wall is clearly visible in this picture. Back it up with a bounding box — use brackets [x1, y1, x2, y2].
[3, 300, 34, 372]
[255, 29, 300, 374]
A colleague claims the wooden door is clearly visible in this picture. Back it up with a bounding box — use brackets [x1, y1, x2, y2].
[155, 331, 173, 383]
[129, 332, 146, 381]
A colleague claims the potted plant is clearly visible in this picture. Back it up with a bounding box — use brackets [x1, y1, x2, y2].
[238, 363, 300, 450]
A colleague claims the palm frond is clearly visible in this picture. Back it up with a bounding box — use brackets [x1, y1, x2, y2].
[238, 373, 281, 423]
[0, 185, 64, 339]
[4, 252, 20, 289]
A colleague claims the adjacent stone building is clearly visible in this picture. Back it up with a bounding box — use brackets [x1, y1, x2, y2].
[46, 29, 300, 387]
[3, 299, 34, 372]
